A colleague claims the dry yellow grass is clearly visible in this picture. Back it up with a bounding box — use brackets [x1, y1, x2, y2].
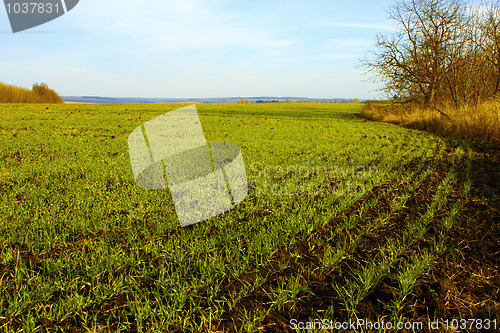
[362, 99, 500, 148]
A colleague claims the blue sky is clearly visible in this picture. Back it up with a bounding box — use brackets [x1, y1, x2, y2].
[0, 0, 396, 99]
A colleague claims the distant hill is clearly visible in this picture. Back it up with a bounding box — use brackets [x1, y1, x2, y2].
[62, 96, 360, 104]
[0, 82, 64, 103]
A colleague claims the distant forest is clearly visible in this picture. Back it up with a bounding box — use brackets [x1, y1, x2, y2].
[0, 82, 63, 103]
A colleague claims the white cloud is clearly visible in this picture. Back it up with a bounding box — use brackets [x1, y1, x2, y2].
[63, 67, 89, 73]
[65, 0, 295, 54]
[319, 22, 395, 31]
[318, 53, 359, 60]
[324, 38, 374, 49]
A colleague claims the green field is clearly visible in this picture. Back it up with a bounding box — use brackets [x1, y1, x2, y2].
[0, 103, 490, 332]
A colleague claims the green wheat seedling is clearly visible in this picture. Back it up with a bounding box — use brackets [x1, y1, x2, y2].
[263, 273, 307, 312]
[324, 154, 434, 253]
[333, 238, 409, 318]
[390, 161, 468, 319]
[463, 146, 473, 198]
[0, 103, 459, 331]
[391, 250, 437, 320]
[320, 244, 349, 272]
[441, 201, 463, 232]
[330, 149, 457, 320]
[437, 143, 472, 233]
[235, 307, 267, 333]
[407, 170, 457, 241]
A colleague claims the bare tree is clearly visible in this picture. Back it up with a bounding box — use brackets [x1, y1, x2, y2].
[360, 0, 500, 108]
[476, 1, 500, 95]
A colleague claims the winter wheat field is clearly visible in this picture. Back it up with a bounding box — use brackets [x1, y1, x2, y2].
[0, 103, 498, 332]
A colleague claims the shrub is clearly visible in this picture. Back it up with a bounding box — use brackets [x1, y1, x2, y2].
[0, 82, 64, 103]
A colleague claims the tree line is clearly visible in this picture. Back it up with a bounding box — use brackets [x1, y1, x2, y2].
[0, 82, 64, 103]
[361, 0, 500, 109]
